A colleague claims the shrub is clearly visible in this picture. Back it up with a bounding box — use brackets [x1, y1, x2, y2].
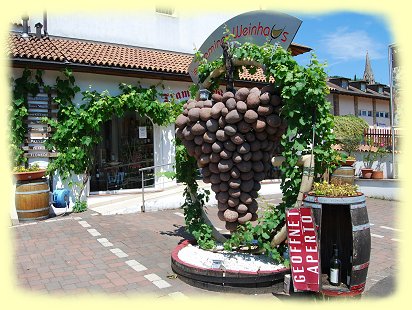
[334, 115, 369, 156]
[334, 115, 369, 141]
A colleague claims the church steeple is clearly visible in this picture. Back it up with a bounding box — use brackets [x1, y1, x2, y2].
[363, 51, 375, 85]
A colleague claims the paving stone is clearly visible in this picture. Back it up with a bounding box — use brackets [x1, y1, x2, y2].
[152, 279, 171, 289]
[144, 273, 162, 282]
[11, 195, 398, 297]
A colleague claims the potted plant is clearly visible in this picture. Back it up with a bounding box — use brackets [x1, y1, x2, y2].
[13, 163, 46, 181]
[333, 115, 368, 167]
[361, 138, 375, 179]
[371, 144, 387, 179]
[340, 136, 361, 166]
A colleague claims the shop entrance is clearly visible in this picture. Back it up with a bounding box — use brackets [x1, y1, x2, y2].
[90, 110, 154, 192]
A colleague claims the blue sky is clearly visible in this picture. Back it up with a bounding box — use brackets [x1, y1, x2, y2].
[288, 11, 393, 85]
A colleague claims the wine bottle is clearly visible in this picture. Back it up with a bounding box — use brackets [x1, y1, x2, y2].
[329, 244, 341, 286]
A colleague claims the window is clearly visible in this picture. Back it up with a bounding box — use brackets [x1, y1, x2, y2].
[341, 80, 349, 89]
[385, 112, 389, 118]
[378, 86, 383, 93]
[155, 6, 175, 16]
[359, 109, 372, 117]
[360, 83, 366, 91]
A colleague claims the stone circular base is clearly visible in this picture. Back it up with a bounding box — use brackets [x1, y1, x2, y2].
[171, 240, 289, 294]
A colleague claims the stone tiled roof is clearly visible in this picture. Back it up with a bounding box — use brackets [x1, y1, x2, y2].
[8, 33, 192, 74]
[8, 33, 310, 80]
[238, 67, 266, 82]
[327, 80, 389, 100]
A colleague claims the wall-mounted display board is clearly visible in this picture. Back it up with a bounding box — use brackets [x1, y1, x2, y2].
[24, 88, 58, 159]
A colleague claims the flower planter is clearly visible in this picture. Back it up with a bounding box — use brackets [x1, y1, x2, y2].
[13, 169, 46, 181]
[371, 170, 383, 179]
[360, 168, 373, 179]
[303, 193, 370, 296]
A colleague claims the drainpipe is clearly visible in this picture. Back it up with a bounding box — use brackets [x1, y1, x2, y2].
[21, 15, 29, 39]
[43, 11, 48, 36]
[388, 43, 397, 179]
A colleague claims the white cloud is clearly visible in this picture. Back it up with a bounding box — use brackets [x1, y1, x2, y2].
[320, 27, 385, 61]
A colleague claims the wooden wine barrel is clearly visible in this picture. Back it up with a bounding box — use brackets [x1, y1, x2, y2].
[15, 178, 50, 221]
[303, 194, 371, 296]
[331, 167, 355, 185]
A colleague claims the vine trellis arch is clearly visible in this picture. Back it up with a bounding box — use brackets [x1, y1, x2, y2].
[181, 42, 338, 261]
[11, 43, 338, 260]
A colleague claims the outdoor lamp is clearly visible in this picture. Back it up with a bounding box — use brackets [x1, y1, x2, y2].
[199, 89, 211, 101]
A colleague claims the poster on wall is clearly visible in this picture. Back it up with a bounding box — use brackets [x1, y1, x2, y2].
[139, 126, 147, 139]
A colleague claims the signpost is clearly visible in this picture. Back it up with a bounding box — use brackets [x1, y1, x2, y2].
[286, 207, 320, 292]
[188, 10, 302, 84]
[25, 91, 57, 159]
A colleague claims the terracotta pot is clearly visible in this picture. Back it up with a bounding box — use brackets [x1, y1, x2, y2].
[13, 169, 46, 181]
[371, 170, 383, 179]
[343, 159, 356, 166]
[361, 168, 373, 179]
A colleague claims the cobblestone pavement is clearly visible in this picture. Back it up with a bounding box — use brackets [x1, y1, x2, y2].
[11, 195, 399, 300]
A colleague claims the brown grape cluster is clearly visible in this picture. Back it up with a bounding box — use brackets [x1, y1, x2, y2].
[175, 86, 287, 231]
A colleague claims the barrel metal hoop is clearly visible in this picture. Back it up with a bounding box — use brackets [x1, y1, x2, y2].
[350, 203, 366, 210]
[18, 215, 49, 221]
[303, 201, 321, 209]
[16, 189, 50, 195]
[303, 194, 365, 205]
[352, 223, 370, 231]
[352, 262, 369, 271]
[302, 166, 315, 177]
[17, 181, 47, 186]
[350, 283, 366, 292]
[16, 206, 50, 213]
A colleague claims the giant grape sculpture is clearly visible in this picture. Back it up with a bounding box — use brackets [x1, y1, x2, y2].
[175, 86, 287, 232]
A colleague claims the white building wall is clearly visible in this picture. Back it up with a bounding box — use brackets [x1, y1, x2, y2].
[28, 10, 237, 54]
[357, 97, 374, 126]
[338, 95, 355, 116]
[375, 99, 391, 127]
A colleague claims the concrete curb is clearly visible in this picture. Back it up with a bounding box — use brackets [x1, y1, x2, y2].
[88, 182, 282, 215]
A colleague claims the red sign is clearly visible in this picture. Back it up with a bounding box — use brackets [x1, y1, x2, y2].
[286, 207, 320, 292]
